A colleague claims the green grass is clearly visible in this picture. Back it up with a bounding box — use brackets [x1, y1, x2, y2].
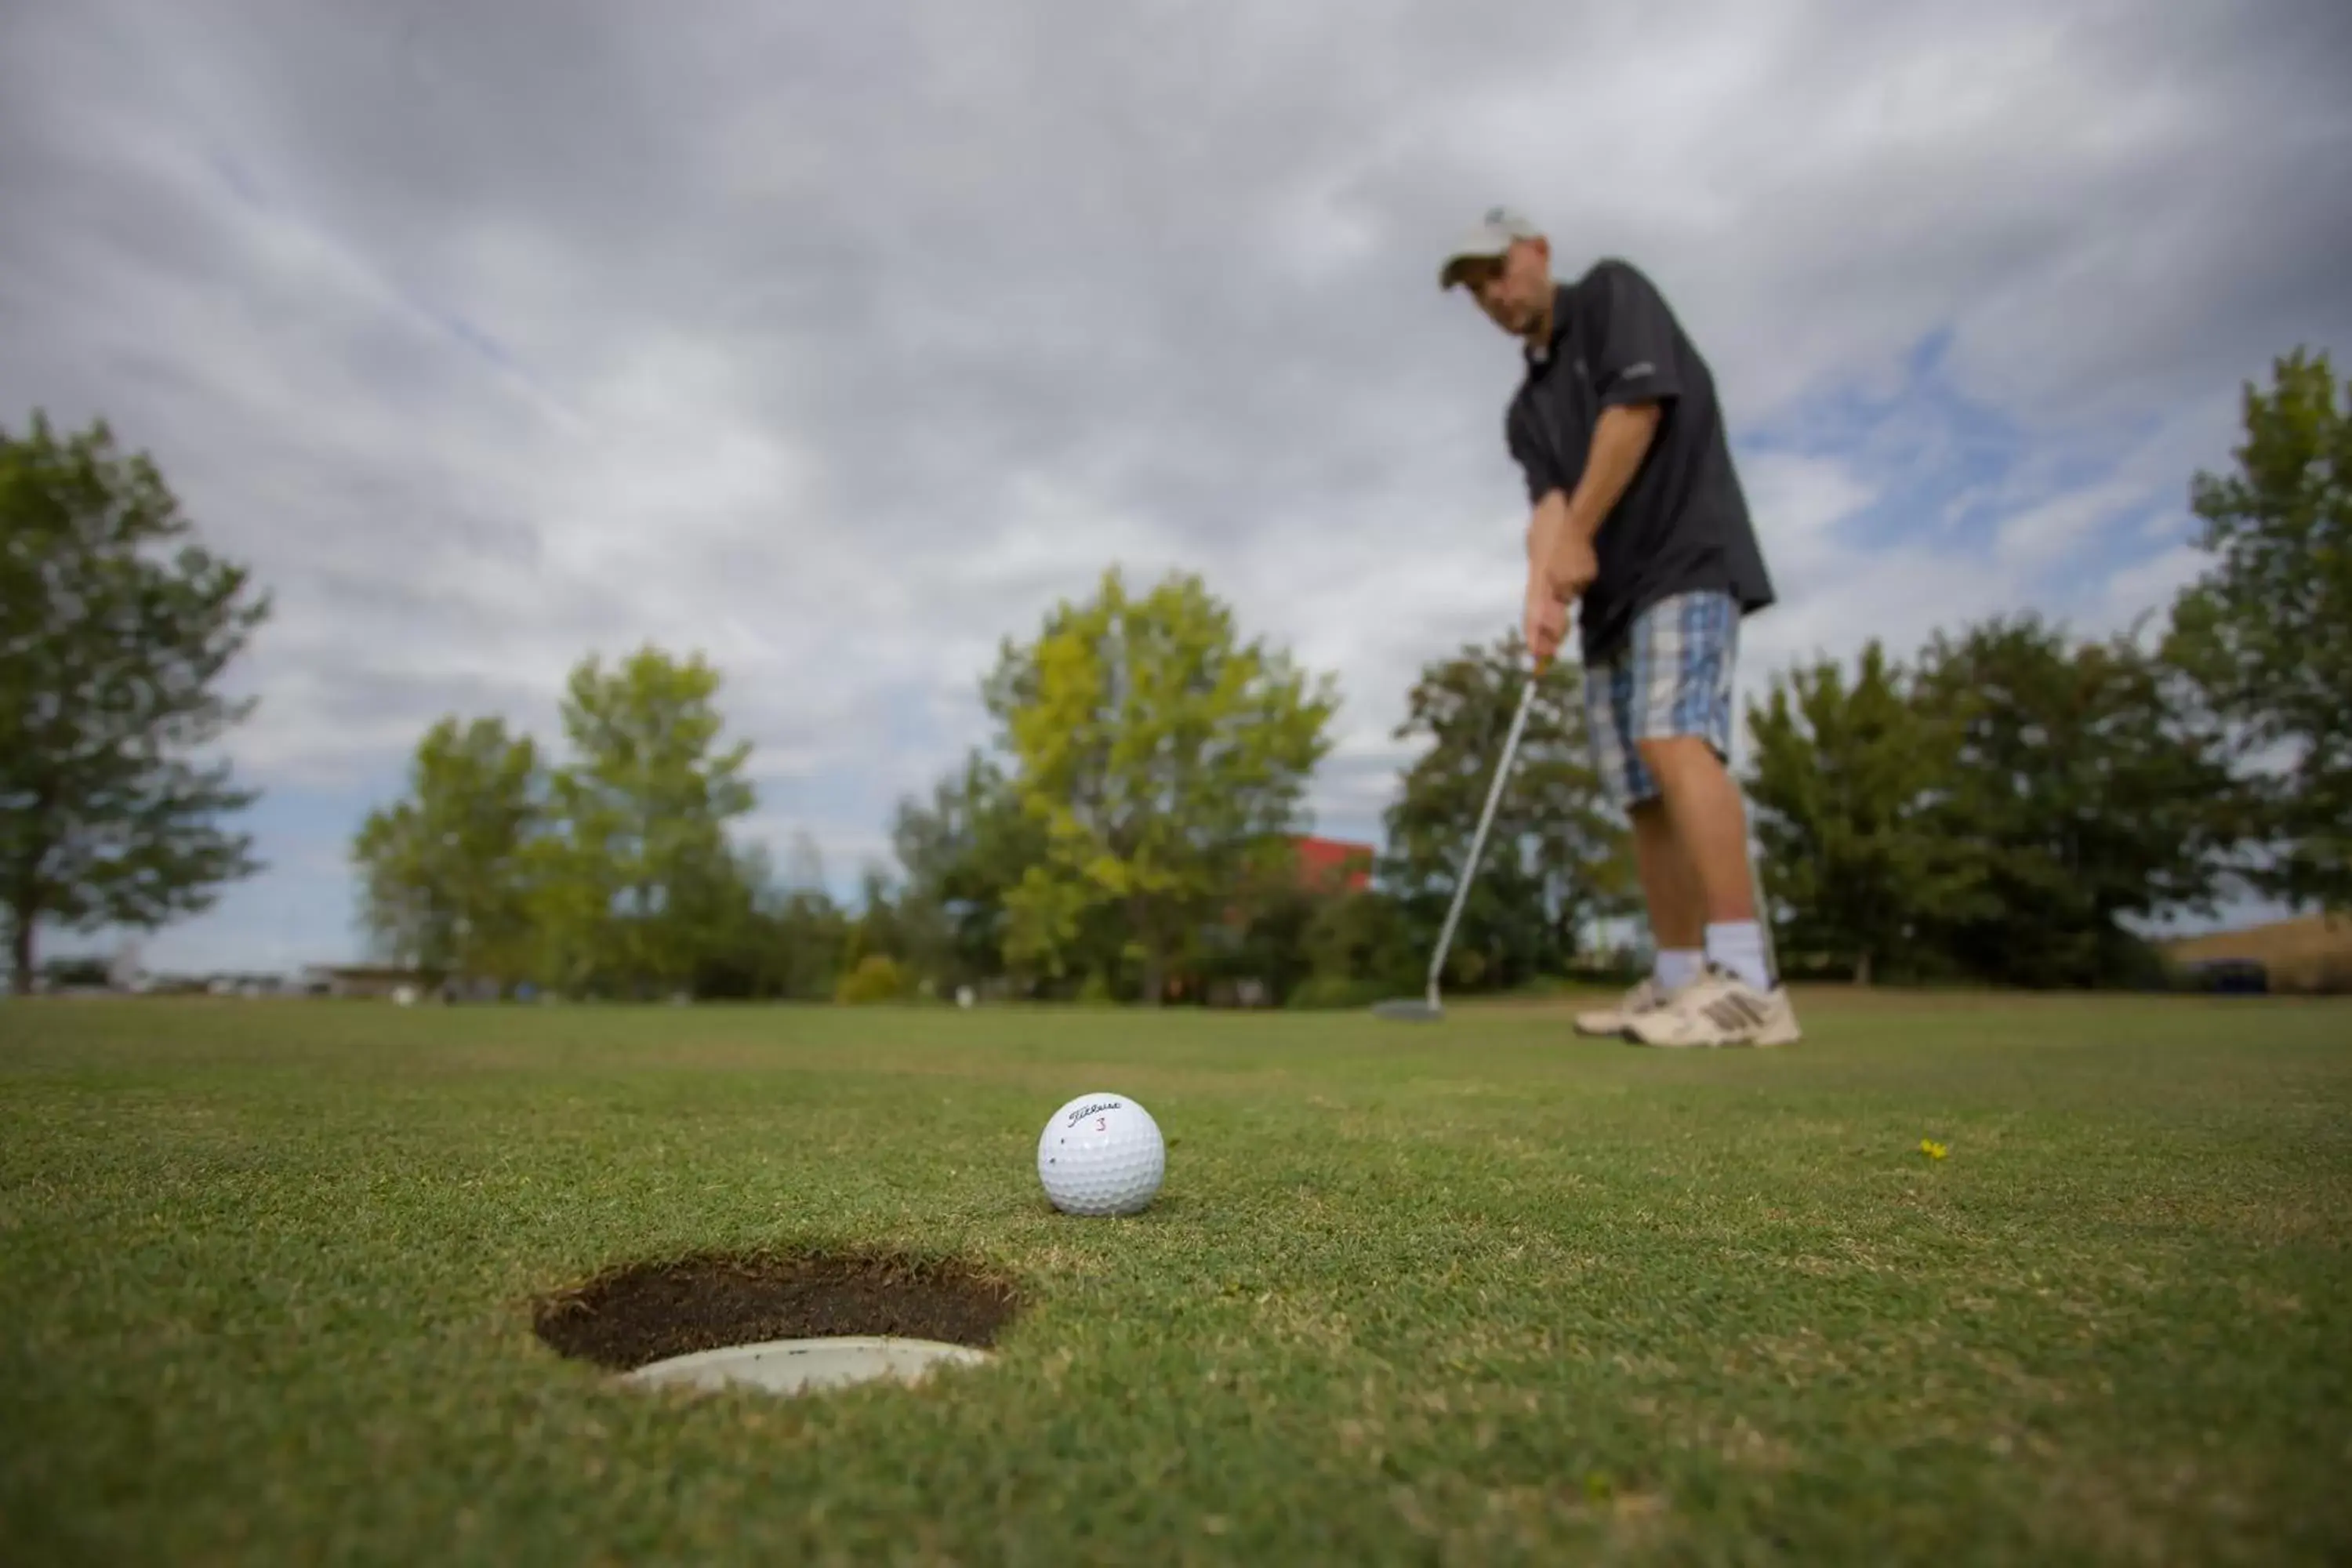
[4, 992, 2349, 1566]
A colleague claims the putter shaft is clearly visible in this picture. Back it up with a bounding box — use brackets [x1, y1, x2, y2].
[1420, 670, 1541, 1008]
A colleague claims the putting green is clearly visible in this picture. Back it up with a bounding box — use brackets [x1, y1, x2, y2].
[4, 993, 2348, 1564]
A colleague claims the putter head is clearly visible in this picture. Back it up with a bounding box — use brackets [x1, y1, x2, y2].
[1371, 997, 1443, 1022]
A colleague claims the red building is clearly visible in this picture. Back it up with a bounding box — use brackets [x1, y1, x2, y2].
[1290, 835, 1374, 894]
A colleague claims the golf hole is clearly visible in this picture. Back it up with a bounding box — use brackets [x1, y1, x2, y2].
[532, 1247, 1022, 1396]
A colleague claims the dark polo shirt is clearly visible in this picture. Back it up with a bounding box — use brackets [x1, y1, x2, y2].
[1505, 258, 1775, 665]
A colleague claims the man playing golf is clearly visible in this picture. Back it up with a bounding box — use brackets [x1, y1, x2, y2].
[1441, 207, 1799, 1047]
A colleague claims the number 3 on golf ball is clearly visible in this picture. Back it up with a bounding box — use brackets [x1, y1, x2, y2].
[1036, 1092, 1166, 1215]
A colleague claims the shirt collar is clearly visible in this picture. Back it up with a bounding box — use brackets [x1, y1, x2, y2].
[1522, 281, 1573, 367]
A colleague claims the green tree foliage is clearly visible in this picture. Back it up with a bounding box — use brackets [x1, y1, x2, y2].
[1744, 641, 1987, 983]
[38, 953, 114, 989]
[1174, 839, 1371, 1008]
[834, 952, 906, 1004]
[2165, 348, 2352, 912]
[681, 840, 784, 1000]
[1210, 880, 1323, 1007]
[837, 862, 953, 1000]
[1913, 614, 2240, 988]
[842, 865, 908, 972]
[1292, 887, 1420, 1007]
[1, 412, 269, 993]
[758, 833, 853, 1001]
[771, 891, 854, 1000]
[981, 567, 1338, 1002]
[888, 750, 1048, 993]
[1381, 631, 1630, 993]
[350, 717, 544, 988]
[1304, 889, 1416, 986]
[532, 647, 757, 998]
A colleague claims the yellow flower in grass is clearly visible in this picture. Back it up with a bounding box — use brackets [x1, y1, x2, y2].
[1919, 1138, 1948, 1160]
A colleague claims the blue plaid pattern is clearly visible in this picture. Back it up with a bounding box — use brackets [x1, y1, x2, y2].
[1583, 590, 1740, 808]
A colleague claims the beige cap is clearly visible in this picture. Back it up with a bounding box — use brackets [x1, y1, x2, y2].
[1439, 206, 1544, 289]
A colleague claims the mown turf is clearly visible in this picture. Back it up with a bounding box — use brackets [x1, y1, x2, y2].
[2, 993, 2348, 1566]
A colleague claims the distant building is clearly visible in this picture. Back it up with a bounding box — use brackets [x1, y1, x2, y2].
[1289, 835, 1374, 895]
[301, 964, 431, 1000]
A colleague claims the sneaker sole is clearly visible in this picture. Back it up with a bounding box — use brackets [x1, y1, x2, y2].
[1626, 1028, 1801, 1049]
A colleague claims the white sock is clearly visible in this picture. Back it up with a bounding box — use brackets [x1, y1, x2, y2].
[1704, 922, 1772, 991]
[1653, 948, 1702, 992]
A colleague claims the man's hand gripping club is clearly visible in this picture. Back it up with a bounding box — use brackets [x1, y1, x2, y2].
[1523, 401, 1662, 668]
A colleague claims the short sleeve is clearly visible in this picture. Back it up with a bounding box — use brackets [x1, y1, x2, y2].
[1591, 260, 1684, 408]
[1507, 404, 1564, 503]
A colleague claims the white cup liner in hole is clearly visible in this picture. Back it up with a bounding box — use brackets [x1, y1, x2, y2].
[619, 1336, 992, 1396]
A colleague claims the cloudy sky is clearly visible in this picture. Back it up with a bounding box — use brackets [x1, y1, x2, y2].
[5, 0, 2348, 973]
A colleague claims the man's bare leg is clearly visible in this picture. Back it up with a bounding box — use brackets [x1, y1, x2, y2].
[1636, 735, 1771, 988]
[1574, 795, 1712, 1033]
[1630, 798, 1706, 989]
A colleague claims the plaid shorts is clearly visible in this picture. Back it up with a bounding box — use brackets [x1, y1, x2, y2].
[1584, 590, 1740, 808]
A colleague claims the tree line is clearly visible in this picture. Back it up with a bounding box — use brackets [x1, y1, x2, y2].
[4, 350, 2346, 1000]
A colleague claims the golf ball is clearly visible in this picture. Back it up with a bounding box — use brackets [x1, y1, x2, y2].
[1036, 1092, 1165, 1216]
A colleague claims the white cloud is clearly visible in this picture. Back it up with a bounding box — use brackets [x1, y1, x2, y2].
[1741, 452, 1879, 569]
[2098, 545, 2211, 632]
[1991, 478, 2146, 572]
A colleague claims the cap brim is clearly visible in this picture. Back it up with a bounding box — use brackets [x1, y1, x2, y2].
[1439, 250, 1504, 290]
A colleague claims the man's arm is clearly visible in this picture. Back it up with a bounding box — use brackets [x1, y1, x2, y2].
[1565, 400, 1661, 537]
[1532, 258, 1682, 590]
[1530, 401, 1661, 596]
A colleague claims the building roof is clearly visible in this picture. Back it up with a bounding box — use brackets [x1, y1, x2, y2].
[1292, 835, 1374, 892]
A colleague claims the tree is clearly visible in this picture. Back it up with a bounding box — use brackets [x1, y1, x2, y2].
[534, 646, 757, 997]
[1, 412, 269, 995]
[349, 716, 544, 989]
[1913, 614, 2241, 987]
[1201, 842, 1398, 1007]
[681, 840, 779, 1000]
[670, 839, 863, 1001]
[2165, 347, 2352, 912]
[841, 862, 913, 980]
[888, 749, 1049, 993]
[835, 951, 906, 1004]
[1380, 630, 1631, 993]
[1744, 641, 1987, 983]
[981, 566, 1339, 1003]
[769, 881, 852, 1001]
[1300, 887, 1420, 999]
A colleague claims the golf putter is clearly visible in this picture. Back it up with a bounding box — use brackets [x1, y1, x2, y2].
[1374, 659, 1545, 1022]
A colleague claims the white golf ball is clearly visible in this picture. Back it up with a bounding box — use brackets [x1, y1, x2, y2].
[1036, 1092, 1165, 1216]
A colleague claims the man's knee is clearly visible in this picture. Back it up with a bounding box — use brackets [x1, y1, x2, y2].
[1634, 733, 1723, 783]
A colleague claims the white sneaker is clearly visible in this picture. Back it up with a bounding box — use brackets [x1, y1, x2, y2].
[1624, 964, 1801, 1048]
[1573, 975, 1674, 1036]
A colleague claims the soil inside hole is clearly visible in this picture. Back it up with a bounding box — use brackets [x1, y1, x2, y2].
[532, 1247, 1024, 1371]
